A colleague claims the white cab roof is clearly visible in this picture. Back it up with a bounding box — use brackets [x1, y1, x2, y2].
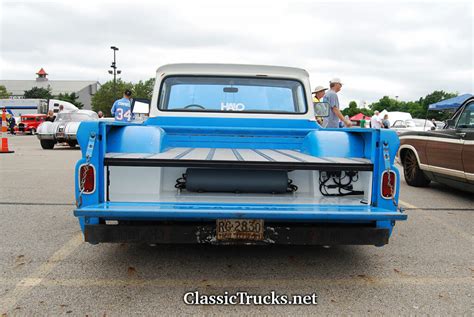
[156, 63, 309, 81]
[150, 63, 314, 120]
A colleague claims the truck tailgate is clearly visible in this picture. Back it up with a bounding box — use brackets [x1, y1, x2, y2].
[75, 202, 406, 221]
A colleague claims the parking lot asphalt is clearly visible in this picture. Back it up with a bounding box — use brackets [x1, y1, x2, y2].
[1, 135, 472, 315]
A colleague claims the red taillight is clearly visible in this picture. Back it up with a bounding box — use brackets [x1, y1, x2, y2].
[381, 171, 396, 199]
[79, 165, 95, 194]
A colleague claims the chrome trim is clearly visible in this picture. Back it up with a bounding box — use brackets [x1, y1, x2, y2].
[399, 135, 462, 144]
[419, 163, 466, 179]
[77, 164, 96, 195]
[398, 144, 422, 165]
[380, 170, 397, 200]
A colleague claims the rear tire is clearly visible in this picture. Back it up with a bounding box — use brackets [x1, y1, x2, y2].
[402, 150, 430, 187]
[67, 141, 77, 148]
[40, 140, 55, 150]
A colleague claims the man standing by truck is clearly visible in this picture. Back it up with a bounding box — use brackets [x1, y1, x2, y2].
[111, 89, 133, 122]
[323, 78, 352, 128]
[312, 85, 328, 126]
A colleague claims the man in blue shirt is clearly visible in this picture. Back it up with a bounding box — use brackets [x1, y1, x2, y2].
[111, 89, 133, 122]
[323, 78, 352, 128]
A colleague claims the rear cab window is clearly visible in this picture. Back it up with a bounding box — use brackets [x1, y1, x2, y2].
[158, 76, 307, 114]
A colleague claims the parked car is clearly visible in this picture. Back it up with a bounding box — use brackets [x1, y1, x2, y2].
[433, 120, 446, 130]
[392, 118, 435, 135]
[73, 63, 406, 247]
[398, 94, 474, 192]
[14, 114, 47, 135]
[37, 110, 98, 149]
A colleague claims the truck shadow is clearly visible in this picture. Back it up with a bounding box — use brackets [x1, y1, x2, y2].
[94, 243, 378, 284]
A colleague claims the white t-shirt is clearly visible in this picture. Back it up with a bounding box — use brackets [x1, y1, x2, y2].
[371, 115, 382, 129]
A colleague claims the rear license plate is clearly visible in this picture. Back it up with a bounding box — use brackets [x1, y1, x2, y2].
[216, 219, 264, 241]
[56, 132, 64, 138]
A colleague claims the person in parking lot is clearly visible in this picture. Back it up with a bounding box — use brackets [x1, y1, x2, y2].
[382, 114, 390, 128]
[312, 86, 327, 103]
[323, 78, 352, 128]
[97, 111, 104, 118]
[45, 110, 56, 122]
[370, 110, 382, 128]
[360, 115, 367, 128]
[111, 89, 133, 122]
[7, 114, 16, 135]
[312, 85, 327, 126]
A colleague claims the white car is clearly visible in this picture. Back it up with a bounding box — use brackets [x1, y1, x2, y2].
[392, 118, 435, 135]
[37, 110, 98, 149]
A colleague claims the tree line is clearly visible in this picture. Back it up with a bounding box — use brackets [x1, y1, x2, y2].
[0, 82, 458, 121]
[341, 90, 458, 121]
[91, 78, 155, 114]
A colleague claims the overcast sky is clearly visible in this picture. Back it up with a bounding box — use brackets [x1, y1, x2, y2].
[0, 0, 472, 107]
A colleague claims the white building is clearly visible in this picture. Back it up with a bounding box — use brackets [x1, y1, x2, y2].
[0, 68, 100, 110]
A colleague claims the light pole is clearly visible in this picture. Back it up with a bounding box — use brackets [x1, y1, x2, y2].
[108, 46, 121, 99]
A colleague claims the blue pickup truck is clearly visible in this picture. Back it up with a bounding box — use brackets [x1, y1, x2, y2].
[74, 63, 406, 246]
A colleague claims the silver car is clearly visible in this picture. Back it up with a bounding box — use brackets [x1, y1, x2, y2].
[37, 110, 98, 149]
[392, 118, 435, 135]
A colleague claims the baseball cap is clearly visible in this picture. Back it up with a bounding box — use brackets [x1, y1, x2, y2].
[312, 86, 328, 94]
[329, 78, 343, 85]
[124, 89, 132, 97]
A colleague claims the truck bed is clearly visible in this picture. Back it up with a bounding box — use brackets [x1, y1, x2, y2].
[104, 147, 373, 171]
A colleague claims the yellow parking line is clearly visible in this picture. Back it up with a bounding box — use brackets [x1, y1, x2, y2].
[398, 199, 417, 209]
[0, 232, 83, 313]
[399, 200, 472, 242]
[0, 276, 471, 289]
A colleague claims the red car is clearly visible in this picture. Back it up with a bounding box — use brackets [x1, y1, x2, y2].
[15, 114, 48, 135]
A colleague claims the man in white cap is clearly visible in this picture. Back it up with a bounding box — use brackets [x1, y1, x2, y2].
[323, 78, 352, 128]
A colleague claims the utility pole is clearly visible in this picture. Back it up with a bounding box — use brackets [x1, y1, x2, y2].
[109, 46, 121, 99]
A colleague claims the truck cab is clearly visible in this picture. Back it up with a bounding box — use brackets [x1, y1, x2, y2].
[74, 64, 406, 246]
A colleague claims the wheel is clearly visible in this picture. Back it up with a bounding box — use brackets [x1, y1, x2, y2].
[40, 140, 55, 150]
[67, 141, 77, 148]
[402, 150, 430, 187]
[30, 128, 36, 135]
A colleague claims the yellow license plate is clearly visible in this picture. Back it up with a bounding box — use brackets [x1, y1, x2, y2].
[216, 219, 264, 241]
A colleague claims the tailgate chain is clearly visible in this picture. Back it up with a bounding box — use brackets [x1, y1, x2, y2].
[76, 132, 96, 207]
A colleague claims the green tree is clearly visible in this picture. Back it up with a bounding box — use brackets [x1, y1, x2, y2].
[370, 96, 404, 113]
[369, 91, 458, 121]
[0, 85, 10, 98]
[341, 101, 359, 117]
[418, 90, 458, 120]
[341, 100, 373, 118]
[91, 79, 133, 114]
[133, 78, 155, 100]
[56, 92, 84, 109]
[23, 86, 53, 99]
